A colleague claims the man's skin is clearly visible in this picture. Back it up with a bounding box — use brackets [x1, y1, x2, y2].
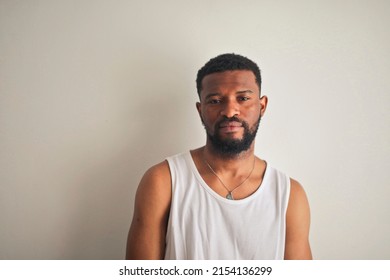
[126, 70, 312, 260]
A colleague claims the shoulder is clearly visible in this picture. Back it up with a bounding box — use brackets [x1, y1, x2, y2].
[268, 168, 309, 218]
[288, 178, 309, 210]
[289, 178, 307, 199]
[144, 160, 171, 182]
[131, 160, 172, 231]
[286, 178, 310, 224]
[284, 178, 312, 259]
[126, 160, 172, 259]
[136, 151, 190, 204]
[136, 160, 171, 202]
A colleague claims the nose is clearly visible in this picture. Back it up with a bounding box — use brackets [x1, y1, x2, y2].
[220, 99, 239, 118]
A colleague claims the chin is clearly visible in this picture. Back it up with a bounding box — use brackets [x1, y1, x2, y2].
[219, 131, 244, 138]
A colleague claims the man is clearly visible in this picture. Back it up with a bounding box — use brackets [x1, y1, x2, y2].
[126, 53, 312, 260]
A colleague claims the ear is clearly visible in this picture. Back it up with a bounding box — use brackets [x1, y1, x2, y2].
[259, 95, 268, 117]
[196, 102, 201, 116]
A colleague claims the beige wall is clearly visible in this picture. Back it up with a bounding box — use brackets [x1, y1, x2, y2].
[1, 0, 389, 259]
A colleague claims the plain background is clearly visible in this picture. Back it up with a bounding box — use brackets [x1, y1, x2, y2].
[1, 0, 389, 259]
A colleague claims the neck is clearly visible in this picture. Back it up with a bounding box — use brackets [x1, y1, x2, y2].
[203, 143, 255, 173]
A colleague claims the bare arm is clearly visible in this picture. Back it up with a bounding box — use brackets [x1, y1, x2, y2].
[126, 161, 172, 259]
[284, 178, 312, 260]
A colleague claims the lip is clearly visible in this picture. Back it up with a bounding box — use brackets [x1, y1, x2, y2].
[218, 121, 243, 133]
[219, 121, 242, 128]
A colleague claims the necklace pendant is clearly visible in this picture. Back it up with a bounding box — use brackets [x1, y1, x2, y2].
[226, 193, 234, 200]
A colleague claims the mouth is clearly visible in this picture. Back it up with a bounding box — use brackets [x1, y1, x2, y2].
[219, 121, 242, 127]
[218, 121, 243, 133]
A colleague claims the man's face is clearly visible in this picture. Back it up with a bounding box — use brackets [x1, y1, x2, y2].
[196, 70, 267, 156]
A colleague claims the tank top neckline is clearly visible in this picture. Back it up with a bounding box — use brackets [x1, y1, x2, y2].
[184, 151, 270, 204]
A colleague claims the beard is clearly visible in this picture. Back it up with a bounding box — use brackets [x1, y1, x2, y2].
[203, 115, 261, 157]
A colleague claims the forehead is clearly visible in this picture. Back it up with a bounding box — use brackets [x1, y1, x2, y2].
[201, 70, 259, 95]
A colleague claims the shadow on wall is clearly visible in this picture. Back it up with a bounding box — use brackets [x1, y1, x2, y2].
[61, 51, 193, 259]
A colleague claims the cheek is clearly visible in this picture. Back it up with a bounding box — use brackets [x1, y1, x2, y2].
[200, 109, 218, 130]
[202, 107, 217, 121]
[242, 107, 261, 126]
[248, 104, 261, 117]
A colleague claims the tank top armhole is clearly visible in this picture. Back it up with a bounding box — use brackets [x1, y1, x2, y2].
[165, 158, 173, 192]
[166, 155, 180, 194]
[284, 176, 291, 217]
[164, 156, 176, 257]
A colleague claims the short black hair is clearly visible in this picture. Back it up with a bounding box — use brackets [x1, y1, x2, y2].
[196, 53, 261, 98]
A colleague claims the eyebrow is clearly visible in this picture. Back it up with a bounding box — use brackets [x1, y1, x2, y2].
[205, 90, 254, 100]
[236, 90, 254, 94]
[204, 93, 220, 99]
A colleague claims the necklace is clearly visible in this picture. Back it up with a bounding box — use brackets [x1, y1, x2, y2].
[203, 156, 256, 200]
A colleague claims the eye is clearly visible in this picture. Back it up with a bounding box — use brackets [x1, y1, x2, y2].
[238, 96, 250, 101]
[207, 99, 221, 104]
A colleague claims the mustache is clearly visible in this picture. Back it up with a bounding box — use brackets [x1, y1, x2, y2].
[215, 116, 245, 127]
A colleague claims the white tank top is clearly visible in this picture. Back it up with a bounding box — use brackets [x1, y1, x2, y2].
[164, 152, 290, 260]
